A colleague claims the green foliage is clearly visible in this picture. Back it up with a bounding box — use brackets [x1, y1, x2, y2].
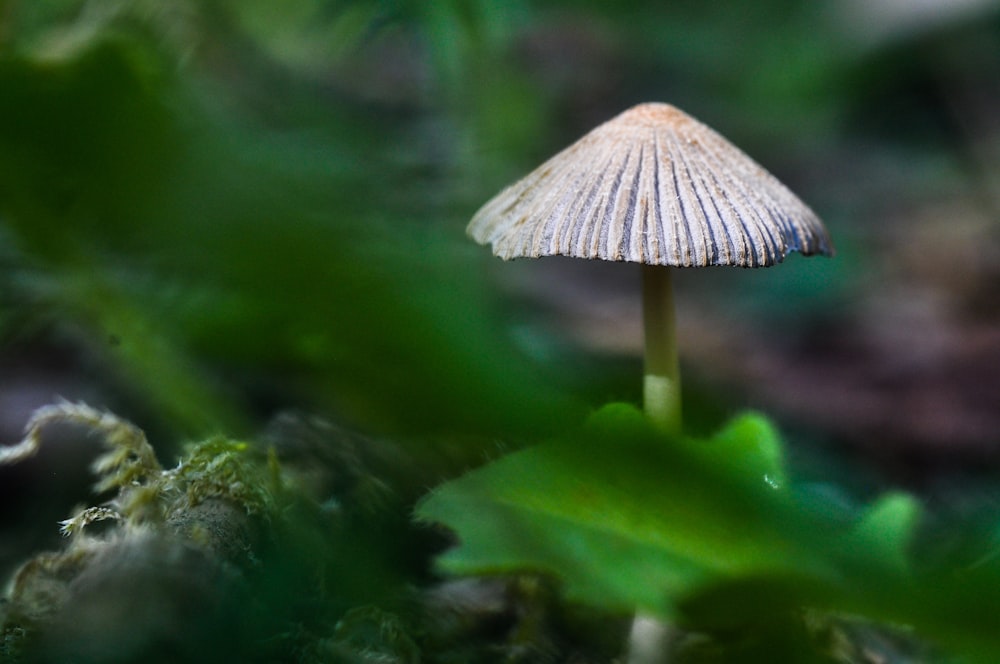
[0, 10, 584, 440]
[418, 405, 833, 617]
[417, 404, 1000, 661]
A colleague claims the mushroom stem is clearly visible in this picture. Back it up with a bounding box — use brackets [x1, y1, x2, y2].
[634, 266, 681, 664]
[641, 265, 681, 434]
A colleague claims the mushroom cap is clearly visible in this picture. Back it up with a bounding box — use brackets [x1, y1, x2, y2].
[468, 103, 834, 267]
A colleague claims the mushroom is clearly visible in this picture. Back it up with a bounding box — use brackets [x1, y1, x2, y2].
[468, 102, 833, 434]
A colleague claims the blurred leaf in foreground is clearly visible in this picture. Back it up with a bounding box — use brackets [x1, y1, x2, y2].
[417, 404, 1000, 661]
[0, 26, 583, 440]
[418, 405, 847, 618]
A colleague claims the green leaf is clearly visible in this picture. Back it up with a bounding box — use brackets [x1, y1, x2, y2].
[417, 406, 1000, 659]
[417, 404, 838, 618]
[704, 411, 787, 490]
[847, 492, 921, 573]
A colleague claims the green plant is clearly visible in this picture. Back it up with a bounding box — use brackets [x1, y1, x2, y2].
[417, 403, 1000, 662]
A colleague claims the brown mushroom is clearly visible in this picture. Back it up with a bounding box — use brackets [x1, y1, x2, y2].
[469, 102, 833, 433]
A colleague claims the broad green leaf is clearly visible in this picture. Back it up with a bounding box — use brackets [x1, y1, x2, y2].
[418, 406, 1000, 660]
[417, 404, 842, 618]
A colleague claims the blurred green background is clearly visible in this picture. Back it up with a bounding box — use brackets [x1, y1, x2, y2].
[1, 0, 999, 581]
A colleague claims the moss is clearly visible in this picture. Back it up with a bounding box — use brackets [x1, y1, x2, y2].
[0, 402, 280, 660]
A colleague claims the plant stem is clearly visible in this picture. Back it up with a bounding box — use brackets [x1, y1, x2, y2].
[641, 265, 681, 434]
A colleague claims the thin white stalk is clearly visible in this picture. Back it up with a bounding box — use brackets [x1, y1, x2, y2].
[641, 265, 681, 434]
[626, 264, 682, 664]
[627, 615, 678, 664]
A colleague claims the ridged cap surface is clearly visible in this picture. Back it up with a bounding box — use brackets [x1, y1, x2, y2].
[468, 103, 833, 267]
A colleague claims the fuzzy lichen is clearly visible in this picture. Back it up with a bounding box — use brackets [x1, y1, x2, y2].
[1, 402, 276, 540]
[168, 436, 274, 517]
[0, 403, 433, 663]
[58, 507, 122, 538]
[0, 401, 280, 648]
[1, 401, 171, 533]
[0, 400, 160, 477]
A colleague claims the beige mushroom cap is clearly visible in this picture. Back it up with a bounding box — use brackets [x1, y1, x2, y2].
[468, 103, 834, 267]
